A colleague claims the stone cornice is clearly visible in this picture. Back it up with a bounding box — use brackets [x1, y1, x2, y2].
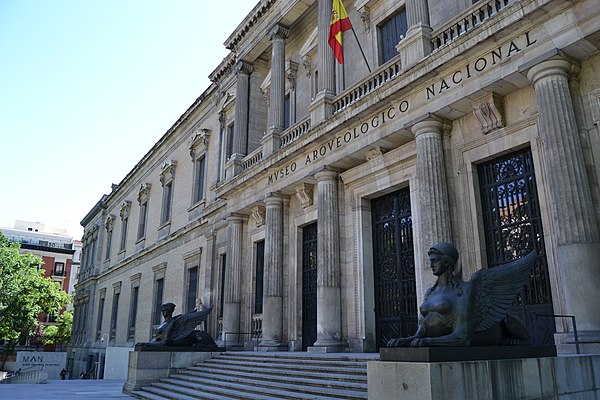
[209, 52, 236, 84]
[224, 0, 277, 52]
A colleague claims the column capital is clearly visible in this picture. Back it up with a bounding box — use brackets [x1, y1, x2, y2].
[270, 24, 290, 41]
[314, 168, 338, 182]
[411, 117, 444, 138]
[236, 60, 254, 76]
[526, 58, 572, 85]
[226, 213, 248, 223]
[264, 192, 285, 206]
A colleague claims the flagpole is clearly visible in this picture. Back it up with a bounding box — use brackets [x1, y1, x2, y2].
[350, 26, 371, 73]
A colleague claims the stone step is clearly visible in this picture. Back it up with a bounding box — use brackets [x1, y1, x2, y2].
[200, 358, 367, 376]
[173, 370, 367, 394]
[159, 376, 366, 400]
[184, 365, 367, 385]
[135, 352, 372, 400]
[209, 353, 370, 368]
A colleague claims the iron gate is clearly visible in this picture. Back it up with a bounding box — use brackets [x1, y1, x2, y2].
[478, 147, 555, 345]
[372, 188, 417, 349]
[302, 222, 318, 350]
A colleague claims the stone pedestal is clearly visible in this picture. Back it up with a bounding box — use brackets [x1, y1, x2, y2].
[123, 351, 217, 394]
[368, 353, 600, 400]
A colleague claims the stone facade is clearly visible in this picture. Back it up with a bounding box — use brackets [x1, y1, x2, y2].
[69, 0, 600, 378]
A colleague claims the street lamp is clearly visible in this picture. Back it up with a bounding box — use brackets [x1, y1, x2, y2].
[98, 334, 109, 379]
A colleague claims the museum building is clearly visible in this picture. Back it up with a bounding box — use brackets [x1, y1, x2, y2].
[69, 0, 600, 378]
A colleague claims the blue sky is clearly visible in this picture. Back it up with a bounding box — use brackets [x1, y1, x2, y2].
[0, 0, 257, 238]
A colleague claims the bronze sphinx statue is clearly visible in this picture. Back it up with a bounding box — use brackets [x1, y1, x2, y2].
[388, 243, 536, 347]
[138, 302, 217, 348]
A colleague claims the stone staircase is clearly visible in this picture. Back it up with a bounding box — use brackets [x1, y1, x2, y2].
[131, 351, 377, 400]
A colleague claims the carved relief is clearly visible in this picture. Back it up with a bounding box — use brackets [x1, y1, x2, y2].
[105, 214, 116, 232]
[251, 205, 266, 227]
[295, 183, 314, 208]
[286, 61, 299, 91]
[137, 183, 152, 204]
[359, 6, 370, 33]
[190, 128, 211, 157]
[119, 201, 131, 220]
[472, 93, 505, 134]
[365, 146, 384, 161]
[160, 159, 177, 185]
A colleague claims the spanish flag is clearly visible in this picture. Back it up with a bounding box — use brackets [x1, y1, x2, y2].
[329, 0, 353, 64]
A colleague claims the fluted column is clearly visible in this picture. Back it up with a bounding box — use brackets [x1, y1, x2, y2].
[226, 61, 253, 178]
[308, 0, 335, 124]
[310, 169, 346, 352]
[397, 0, 433, 68]
[527, 58, 600, 335]
[262, 25, 289, 157]
[412, 118, 453, 290]
[259, 193, 285, 349]
[223, 214, 245, 345]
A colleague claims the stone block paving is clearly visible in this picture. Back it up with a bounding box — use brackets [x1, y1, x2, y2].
[0, 379, 132, 400]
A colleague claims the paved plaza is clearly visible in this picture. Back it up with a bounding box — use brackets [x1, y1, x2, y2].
[0, 380, 131, 400]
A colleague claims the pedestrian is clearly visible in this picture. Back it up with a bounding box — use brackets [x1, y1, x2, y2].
[60, 368, 67, 380]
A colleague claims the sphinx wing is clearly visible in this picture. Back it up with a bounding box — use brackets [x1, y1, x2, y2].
[471, 251, 537, 333]
[169, 305, 214, 342]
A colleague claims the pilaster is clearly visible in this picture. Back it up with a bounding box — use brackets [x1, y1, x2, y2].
[396, 0, 433, 69]
[310, 0, 336, 125]
[309, 169, 346, 352]
[232, 61, 253, 159]
[223, 214, 246, 346]
[527, 58, 600, 337]
[259, 193, 286, 350]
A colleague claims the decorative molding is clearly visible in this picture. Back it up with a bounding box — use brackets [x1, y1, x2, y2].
[119, 201, 131, 220]
[105, 214, 116, 232]
[295, 183, 314, 208]
[286, 61, 299, 91]
[152, 262, 167, 276]
[160, 159, 177, 185]
[130, 273, 142, 285]
[224, 0, 277, 51]
[590, 88, 600, 125]
[365, 146, 384, 161]
[251, 205, 266, 227]
[112, 281, 122, 293]
[190, 128, 211, 158]
[137, 183, 152, 204]
[472, 92, 505, 134]
[302, 57, 312, 77]
[359, 6, 371, 33]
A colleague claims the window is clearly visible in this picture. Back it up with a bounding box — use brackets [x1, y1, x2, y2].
[193, 157, 206, 204]
[53, 262, 65, 276]
[96, 295, 105, 340]
[284, 94, 291, 130]
[186, 267, 199, 313]
[378, 9, 407, 64]
[128, 286, 139, 340]
[105, 229, 113, 260]
[137, 201, 148, 239]
[219, 254, 226, 318]
[119, 217, 128, 252]
[137, 183, 151, 240]
[254, 241, 265, 314]
[109, 291, 120, 340]
[161, 183, 172, 224]
[153, 278, 164, 326]
[227, 123, 235, 159]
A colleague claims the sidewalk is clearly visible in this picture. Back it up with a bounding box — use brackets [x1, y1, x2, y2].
[0, 379, 132, 399]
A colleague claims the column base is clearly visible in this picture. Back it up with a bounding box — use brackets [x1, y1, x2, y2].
[307, 345, 348, 353]
[395, 24, 433, 70]
[308, 90, 335, 126]
[260, 129, 282, 158]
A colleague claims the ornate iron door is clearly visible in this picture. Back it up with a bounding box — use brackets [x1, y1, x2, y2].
[479, 148, 555, 345]
[372, 188, 417, 349]
[302, 222, 318, 350]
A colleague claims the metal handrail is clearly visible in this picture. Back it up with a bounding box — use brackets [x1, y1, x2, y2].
[535, 313, 580, 354]
[223, 331, 261, 352]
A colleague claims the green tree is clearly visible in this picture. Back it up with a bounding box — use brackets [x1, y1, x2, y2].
[0, 232, 69, 367]
[42, 310, 73, 347]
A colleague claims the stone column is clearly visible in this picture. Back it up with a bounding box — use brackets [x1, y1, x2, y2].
[308, 0, 336, 125]
[527, 58, 600, 338]
[412, 118, 453, 291]
[259, 193, 286, 350]
[396, 0, 433, 69]
[223, 214, 245, 346]
[310, 169, 346, 352]
[262, 25, 289, 157]
[227, 61, 253, 177]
